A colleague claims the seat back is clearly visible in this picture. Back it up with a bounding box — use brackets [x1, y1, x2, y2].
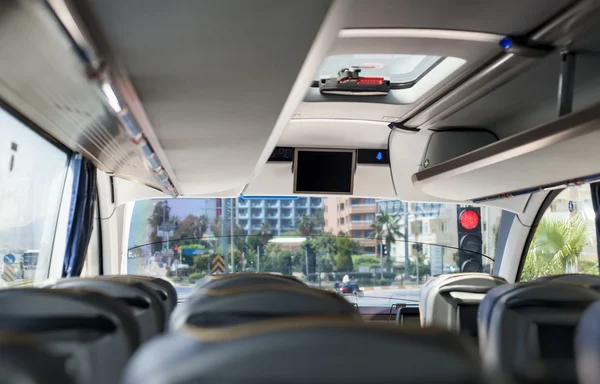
[419, 273, 506, 338]
[575, 300, 600, 384]
[479, 283, 600, 384]
[192, 272, 305, 292]
[124, 317, 491, 384]
[0, 334, 76, 384]
[536, 273, 600, 285]
[54, 277, 165, 340]
[105, 275, 176, 320]
[170, 285, 360, 330]
[0, 288, 139, 384]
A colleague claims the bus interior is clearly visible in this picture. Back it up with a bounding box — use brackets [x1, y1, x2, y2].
[3, 0, 600, 383]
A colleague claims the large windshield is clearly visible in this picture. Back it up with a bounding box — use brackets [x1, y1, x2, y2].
[126, 197, 503, 306]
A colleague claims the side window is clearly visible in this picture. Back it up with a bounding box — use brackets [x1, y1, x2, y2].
[0, 108, 69, 286]
[521, 185, 598, 281]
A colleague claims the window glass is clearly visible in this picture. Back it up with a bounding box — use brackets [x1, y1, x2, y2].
[521, 185, 598, 281]
[314, 54, 441, 83]
[0, 108, 69, 286]
[126, 197, 505, 305]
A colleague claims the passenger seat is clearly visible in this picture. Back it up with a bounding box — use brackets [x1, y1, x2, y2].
[0, 334, 76, 384]
[419, 273, 507, 339]
[170, 284, 360, 330]
[104, 275, 177, 320]
[192, 272, 305, 292]
[0, 288, 139, 384]
[575, 300, 600, 384]
[54, 277, 166, 341]
[478, 283, 600, 384]
[123, 316, 491, 384]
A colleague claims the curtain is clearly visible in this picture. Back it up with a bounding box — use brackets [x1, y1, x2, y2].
[63, 154, 97, 277]
[590, 182, 600, 267]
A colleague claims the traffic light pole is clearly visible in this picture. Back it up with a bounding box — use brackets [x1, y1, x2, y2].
[379, 243, 383, 279]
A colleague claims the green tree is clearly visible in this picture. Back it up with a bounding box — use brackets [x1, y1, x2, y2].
[370, 212, 404, 268]
[521, 214, 592, 281]
[298, 216, 316, 236]
[335, 235, 355, 272]
[147, 200, 173, 253]
[407, 251, 430, 282]
[174, 214, 209, 244]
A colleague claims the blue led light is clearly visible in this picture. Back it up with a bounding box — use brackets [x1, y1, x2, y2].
[239, 194, 299, 200]
[376, 152, 383, 161]
[499, 37, 512, 50]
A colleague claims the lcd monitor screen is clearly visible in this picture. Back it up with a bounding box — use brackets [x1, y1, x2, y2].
[294, 149, 355, 194]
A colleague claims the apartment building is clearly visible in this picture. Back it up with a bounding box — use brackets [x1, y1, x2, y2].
[236, 197, 324, 235]
[324, 197, 377, 254]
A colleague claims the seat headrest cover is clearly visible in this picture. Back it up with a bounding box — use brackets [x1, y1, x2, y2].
[169, 285, 360, 330]
[420, 273, 507, 330]
[0, 335, 76, 384]
[575, 301, 600, 384]
[193, 272, 305, 292]
[124, 316, 488, 384]
[536, 274, 600, 285]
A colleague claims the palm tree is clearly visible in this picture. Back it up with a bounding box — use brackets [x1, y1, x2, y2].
[522, 214, 592, 281]
[370, 212, 404, 268]
[298, 216, 316, 236]
[258, 222, 273, 245]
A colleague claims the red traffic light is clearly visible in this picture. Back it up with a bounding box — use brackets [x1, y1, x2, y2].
[459, 209, 479, 230]
[173, 245, 179, 251]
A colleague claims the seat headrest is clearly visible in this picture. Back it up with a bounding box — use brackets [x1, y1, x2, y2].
[124, 317, 489, 384]
[420, 273, 507, 333]
[0, 334, 76, 384]
[105, 275, 177, 314]
[54, 277, 165, 340]
[170, 285, 359, 330]
[536, 274, 600, 286]
[193, 272, 305, 292]
[479, 283, 600, 384]
[575, 300, 600, 384]
[0, 288, 140, 384]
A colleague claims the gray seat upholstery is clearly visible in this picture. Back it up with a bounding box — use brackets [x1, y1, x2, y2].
[0, 288, 139, 384]
[0, 334, 76, 384]
[54, 277, 165, 341]
[479, 283, 600, 384]
[536, 273, 600, 285]
[575, 300, 600, 384]
[124, 316, 491, 384]
[419, 273, 507, 337]
[104, 275, 177, 321]
[192, 272, 305, 292]
[170, 284, 360, 330]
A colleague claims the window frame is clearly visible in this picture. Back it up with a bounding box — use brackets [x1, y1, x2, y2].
[0, 101, 74, 283]
[516, 189, 569, 281]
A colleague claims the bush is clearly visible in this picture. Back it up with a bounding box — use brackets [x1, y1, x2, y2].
[166, 270, 174, 278]
[188, 272, 203, 283]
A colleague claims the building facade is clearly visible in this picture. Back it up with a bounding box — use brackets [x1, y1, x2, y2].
[324, 197, 378, 254]
[236, 197, 324, 235]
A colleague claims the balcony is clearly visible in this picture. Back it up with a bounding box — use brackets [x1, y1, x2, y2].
[358, 239, 377, 247]
[251, 201, 264, 208]
[349, 221, 373, 230]
[349, 205, 377, 214]
[266, 201, 280, 208]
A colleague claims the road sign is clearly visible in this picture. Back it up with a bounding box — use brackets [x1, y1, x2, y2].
[211, 254, 225, 274]
[2, 265, 16, 282]
[3, 254, 15, 265]
[158, 223, 178, 231]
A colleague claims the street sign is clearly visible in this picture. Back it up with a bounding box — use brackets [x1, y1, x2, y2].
[430, 245, 443, 276]
[3, 254, 15, 265]
[211, 254, 225, 274]
[158, 223, 178, 231]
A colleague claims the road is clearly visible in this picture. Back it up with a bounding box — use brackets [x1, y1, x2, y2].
[173, 285, 421, 306]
